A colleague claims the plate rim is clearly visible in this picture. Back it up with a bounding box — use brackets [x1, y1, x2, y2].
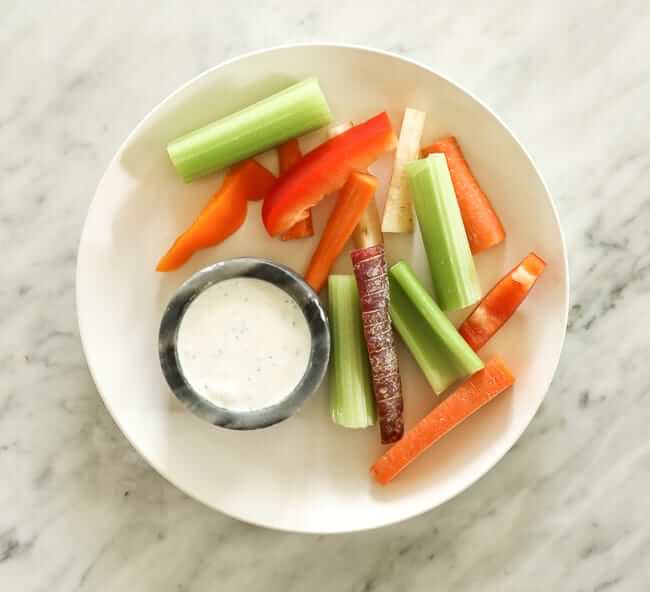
[76, 42, 570, 533]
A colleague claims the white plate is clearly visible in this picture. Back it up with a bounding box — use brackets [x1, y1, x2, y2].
[77, 44, 568, 533]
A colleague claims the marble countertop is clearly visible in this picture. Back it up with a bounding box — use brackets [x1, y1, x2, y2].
[2, 2, 649, 590]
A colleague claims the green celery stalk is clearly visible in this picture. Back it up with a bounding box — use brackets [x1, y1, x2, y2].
[406, 154, 482, 310]
[389, 261, 484, 394]
[168, 77, 332, 182]
[328, 275, 376, 428]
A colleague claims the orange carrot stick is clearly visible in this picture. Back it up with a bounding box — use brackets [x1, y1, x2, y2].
[371, 356, 515, 485]
[278, 139, 314, 240]
[459, 253, 545, 351]
[156, 160, 275, 271]
[421, 136, 505, 254]
[304, 171, 377, 292]
[327, 122, 383, 248]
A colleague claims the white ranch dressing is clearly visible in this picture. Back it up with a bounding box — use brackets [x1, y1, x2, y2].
[177, 277, 311, 411]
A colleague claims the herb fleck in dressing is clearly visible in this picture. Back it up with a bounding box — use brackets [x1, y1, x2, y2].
[177, 277, 311, 411]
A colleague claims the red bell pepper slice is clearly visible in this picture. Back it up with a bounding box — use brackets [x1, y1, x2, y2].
[262, 112, 397, 236]
[459, 252, 546, 351]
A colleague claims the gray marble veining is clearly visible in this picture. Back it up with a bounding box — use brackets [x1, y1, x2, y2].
[1, 1, 650, 590]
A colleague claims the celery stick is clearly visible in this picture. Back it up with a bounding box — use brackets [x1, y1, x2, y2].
[168, 77, 332, 182]
[406, 154, 482, 310]
[389, 261, 483, 394]
[328, 276, 376, 428]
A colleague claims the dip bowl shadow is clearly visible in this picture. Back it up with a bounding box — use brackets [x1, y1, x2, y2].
[159, 258, 330, 430]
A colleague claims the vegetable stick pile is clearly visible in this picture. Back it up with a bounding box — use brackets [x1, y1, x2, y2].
[160, 78, 547, 485]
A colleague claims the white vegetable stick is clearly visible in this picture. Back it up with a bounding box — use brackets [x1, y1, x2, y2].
[328, 122, 383, 248]
[381, 108, 426, 233]
[351, 196, 382, 248]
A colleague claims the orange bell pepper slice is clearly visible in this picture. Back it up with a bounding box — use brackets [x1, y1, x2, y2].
[156, 160, 275, 271]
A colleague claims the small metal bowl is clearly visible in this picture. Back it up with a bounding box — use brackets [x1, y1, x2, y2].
[159, 258, 330, 430]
